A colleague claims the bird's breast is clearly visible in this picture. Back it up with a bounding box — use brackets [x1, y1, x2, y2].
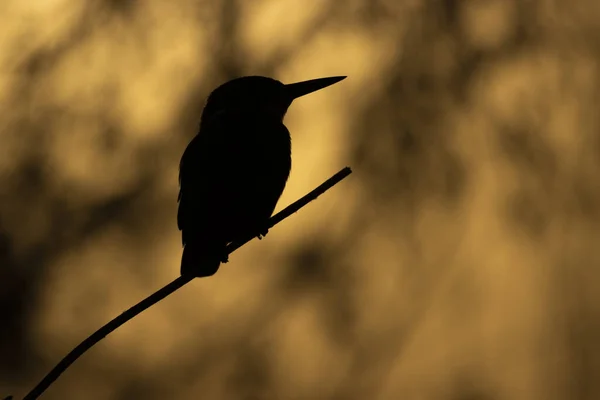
[195, 111, 292, 178]
[235, 117, 290, 166]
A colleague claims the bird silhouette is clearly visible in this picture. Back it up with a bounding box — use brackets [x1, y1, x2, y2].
[178, 75, 346, 277]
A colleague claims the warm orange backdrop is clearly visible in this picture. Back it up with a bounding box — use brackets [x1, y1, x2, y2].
[1, 1, 600, 399]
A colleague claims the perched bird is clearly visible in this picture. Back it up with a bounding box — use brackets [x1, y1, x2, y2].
[178, 75, 346, 277]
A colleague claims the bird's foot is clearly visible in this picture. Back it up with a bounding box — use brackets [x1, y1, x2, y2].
[257, 225, 270, 240]
[219, 251, 229, 264]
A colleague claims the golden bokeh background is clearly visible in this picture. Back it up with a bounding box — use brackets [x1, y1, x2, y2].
[2, 0, 600, 399]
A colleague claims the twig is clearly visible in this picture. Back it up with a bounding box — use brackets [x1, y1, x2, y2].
[22, 166, 352, 400]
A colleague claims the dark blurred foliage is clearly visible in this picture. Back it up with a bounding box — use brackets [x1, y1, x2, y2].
[2, 0, 600, 399]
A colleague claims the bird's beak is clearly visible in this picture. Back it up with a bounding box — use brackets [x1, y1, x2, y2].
[285, 76, 346, 100]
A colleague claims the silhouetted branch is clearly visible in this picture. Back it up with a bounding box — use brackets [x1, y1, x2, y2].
[21, 166, 352, 400]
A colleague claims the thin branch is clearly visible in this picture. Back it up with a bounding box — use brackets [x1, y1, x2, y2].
[22, 166, 352, 400]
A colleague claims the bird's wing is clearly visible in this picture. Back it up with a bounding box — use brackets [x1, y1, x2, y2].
[177, 113, 291, 246]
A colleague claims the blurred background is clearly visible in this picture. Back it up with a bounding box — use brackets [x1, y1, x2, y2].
[1, 0, 600, 399]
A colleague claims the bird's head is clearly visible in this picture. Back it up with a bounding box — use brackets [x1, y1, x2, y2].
[201, 75, 346, 124]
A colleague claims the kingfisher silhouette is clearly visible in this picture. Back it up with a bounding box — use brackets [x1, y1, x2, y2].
[177, 75, 346, 277]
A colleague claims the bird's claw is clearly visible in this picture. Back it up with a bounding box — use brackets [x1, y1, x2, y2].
[220, 252, 229, 264]
[257, 226, 269, 240]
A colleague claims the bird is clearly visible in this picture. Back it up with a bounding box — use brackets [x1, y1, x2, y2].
[177, 75, 346, 278]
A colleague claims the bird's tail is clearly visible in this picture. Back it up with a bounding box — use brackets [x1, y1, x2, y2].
[180, 240, 227, 278]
